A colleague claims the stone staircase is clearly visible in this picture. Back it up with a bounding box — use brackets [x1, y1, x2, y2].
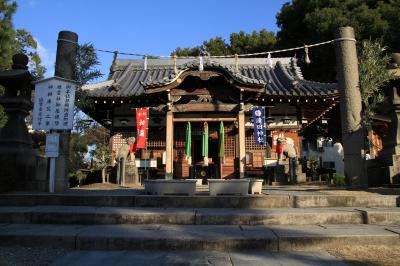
[0, 192, 399, 252]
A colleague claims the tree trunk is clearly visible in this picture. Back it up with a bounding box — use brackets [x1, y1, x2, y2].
[102, 153, 106, 183]
[102, 168, 106, 183]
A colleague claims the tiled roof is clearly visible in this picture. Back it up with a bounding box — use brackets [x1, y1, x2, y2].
[83, 57, 338, 98]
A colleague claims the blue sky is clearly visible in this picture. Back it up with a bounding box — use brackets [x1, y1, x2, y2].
[14, 0, 288, 81]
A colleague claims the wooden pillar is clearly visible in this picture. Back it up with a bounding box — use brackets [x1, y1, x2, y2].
[165, 111, 174, 179]
[334, 26, 366, 187]
[238, 110, 246, 178]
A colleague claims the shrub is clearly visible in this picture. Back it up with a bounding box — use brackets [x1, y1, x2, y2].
[68, 170, 89, 187]
[333, 173, 346, 187]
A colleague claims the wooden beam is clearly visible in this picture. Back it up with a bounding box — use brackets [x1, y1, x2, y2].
[171, 88, 210, 96]
[173, 117, 237, 122]
[172, 103, 239, 112]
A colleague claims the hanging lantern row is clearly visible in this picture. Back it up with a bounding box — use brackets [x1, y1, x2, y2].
[259, 97, 337, 103]
[93, 98, 150, 104]
[92, 97, 338, 105]
[264, 116, 329, 126]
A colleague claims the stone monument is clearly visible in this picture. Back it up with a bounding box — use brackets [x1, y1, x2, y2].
[116, 137, 139, 186]
[125, 137, 140, 186]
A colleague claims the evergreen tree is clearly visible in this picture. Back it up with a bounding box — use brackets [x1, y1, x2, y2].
[0, 0, 17, 127]
[275, 0, 400, 81]
[15, 29, 46, 78]
[0, 1, 47, 127]
[171, 29, 277, 56]
[0, 0, 17, 70]
[230, 30, 276, 55]
[358, 40, 393, 138]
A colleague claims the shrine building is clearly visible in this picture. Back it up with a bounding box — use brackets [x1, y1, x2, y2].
[82, 56, 339, 180]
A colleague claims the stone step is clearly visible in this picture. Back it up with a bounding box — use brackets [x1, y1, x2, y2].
[0, 223, 399, 251]
[0, 193, 398, 208]
[51, 250, 346, 266]
[1, 206, 399, 225]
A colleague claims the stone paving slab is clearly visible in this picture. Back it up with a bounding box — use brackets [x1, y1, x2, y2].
[384, 225, 400, 234]
[0, 195, 136, 207]
[2, 205, 400, 225]
[293, 195, 398, 208]
[0, 206, 197, 225]
[356, 207, 400, 225]
[50, 250, 345, 266]
[195, 207, 363, 225]
[0, 223, 399, 252]
[0, 206, 365, 224]
[135, 195, 294, 208]
[76, 224, 277, 251]
[264, 224, 400, 251]
[1, 193, 398, 208]
[0, 223, 87, 248]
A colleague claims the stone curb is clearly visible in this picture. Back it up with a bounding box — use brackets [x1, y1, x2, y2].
[0, 224, 399, 251]
[1, 206, 400, 225]
[0, 194, 398, 208]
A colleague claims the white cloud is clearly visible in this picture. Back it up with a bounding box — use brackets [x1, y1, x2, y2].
[35, 38, 55, 77]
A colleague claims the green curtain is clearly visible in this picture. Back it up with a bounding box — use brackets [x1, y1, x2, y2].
[202, 122, 208, 158]
[185, 122, 191, 159]
[219, 121, 224, 158]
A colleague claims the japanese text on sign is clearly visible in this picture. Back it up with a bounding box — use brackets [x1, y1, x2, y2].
[135, 108, 148, 149]
[32, 77, 76, 131]
[252, 106, 266, 145]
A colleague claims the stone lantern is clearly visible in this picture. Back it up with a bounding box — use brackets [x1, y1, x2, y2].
[0, 54, 46, 192]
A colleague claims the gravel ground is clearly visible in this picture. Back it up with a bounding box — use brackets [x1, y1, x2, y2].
[326, 244, 400, 266]
[0, 246, 70, 266]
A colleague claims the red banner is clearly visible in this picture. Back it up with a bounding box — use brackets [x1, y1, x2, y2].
[136, 108, 148, 149]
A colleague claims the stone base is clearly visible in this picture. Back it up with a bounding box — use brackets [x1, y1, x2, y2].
[296, 173, 307, 183]
[274, 164, 288, 185]
[367, 155, 400, 186]
[145, 179, 197, 196]
[0, 151, 47, 192]
[208, 179, 249, 196]
[248, 179, 263, 194]
[125, 161, 139, 186]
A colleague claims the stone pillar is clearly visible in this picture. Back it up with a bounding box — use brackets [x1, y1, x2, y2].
[238, 110, 246, 178]
[334, 26, 366, 187]
[54, 31, 78, 191]
[165, 111, 174, 179]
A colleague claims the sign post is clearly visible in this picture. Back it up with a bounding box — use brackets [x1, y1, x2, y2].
[32, 76, 76, 193]
[45, 132, 59, 192]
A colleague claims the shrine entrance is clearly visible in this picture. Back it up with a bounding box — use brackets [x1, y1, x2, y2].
[173, 120, 237, 180]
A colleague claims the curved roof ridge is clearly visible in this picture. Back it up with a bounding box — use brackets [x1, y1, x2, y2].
[81, 79, 116, 91]
[141, 59, 266, 88]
